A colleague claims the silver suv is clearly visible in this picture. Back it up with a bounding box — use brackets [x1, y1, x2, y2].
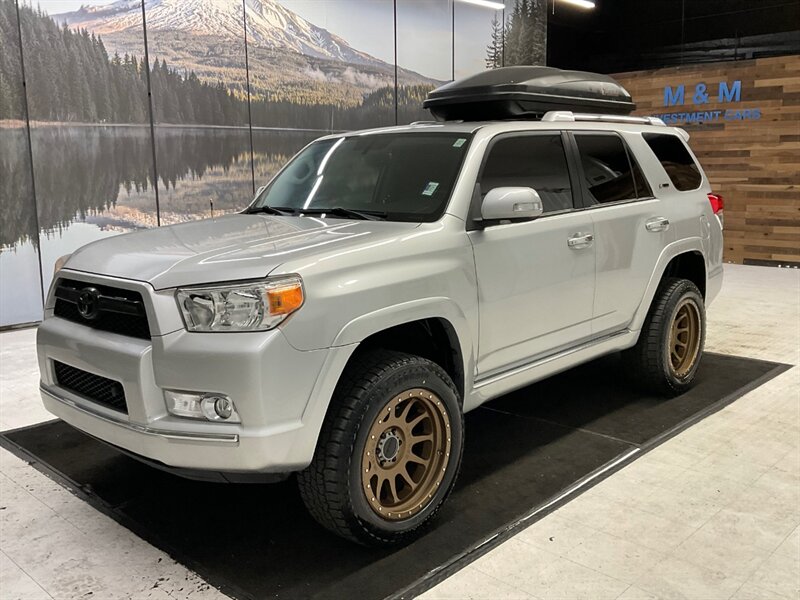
[37, 97, 723, 545]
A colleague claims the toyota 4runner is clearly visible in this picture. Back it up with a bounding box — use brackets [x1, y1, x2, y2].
[37, 68, 723, 545]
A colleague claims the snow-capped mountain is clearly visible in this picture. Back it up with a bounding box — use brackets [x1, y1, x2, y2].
[55, 0, 390, 71]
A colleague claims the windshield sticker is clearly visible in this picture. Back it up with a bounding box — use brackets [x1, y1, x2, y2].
[453, 138, 466, 148]
[422, 182, 440, 196]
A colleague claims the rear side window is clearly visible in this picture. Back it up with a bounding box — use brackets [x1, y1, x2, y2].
[480, 134, 574, 213]
[643, 133, 702, 191]
[574, 133, 652, 204]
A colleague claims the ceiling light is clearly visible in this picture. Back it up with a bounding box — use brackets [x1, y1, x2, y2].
[558, 0, 596, 8]
[457, 0, 506, 10]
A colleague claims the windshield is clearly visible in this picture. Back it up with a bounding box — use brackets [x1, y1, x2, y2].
[250, 132, 472, 222]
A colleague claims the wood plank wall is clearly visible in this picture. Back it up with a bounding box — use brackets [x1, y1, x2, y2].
[614, 55, 800, 266]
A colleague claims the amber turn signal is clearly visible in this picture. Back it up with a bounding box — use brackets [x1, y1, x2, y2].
[267, 281, 304, 315]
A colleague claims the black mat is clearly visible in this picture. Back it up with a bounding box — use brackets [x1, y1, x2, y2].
[0, 353, 788, 600]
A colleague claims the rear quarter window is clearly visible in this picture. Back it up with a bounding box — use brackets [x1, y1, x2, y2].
[574, 133, 652, 204]
[643, 133, 702, 191]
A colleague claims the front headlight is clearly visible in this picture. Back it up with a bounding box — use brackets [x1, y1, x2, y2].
[176, 276, 304, 332]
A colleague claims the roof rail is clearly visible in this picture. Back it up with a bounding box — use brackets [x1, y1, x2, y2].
[542, 111, 666, 127]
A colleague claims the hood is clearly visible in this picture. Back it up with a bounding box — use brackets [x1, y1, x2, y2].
[65, 214, 420, 289]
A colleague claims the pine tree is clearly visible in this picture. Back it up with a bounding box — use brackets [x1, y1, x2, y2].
[518, 0, 533, 64]
[502, 0, 546, 66]
[526, 0, 546, 64]
[0, 71, 11, 119]
[504, 1, 522, 66]
[485, 14, 503, 69]
[3, 2, 262, 126]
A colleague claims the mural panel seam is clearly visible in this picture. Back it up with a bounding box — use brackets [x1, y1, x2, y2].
[13, 0, 44, 308]
[243, 0, 256, 196]
[140, 0, 161, 227]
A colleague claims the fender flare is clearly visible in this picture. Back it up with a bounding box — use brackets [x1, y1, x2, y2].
[331, 297, 475, 388]
[293, 298, 476, 466]
[630, 237, 706, 332]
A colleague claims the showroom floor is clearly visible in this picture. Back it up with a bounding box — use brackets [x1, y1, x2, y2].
[1, 264, 798, 600]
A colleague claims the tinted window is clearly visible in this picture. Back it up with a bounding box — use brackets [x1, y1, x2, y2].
[643, 133, 702, 191]
[480, 134, 574, 213]
[575, 133, 651, 204]
[253, 133, 472, 222]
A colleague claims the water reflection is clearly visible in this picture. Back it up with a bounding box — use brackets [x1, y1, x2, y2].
[0, 239, 42, 326]
[0, 125, 320, 325]
[0, 128, 38, 248]
[156, 127, 318, 221]
[0, 127, 42, 326]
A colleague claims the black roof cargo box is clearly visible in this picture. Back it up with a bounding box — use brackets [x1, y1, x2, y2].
[424, 66, 635, 121]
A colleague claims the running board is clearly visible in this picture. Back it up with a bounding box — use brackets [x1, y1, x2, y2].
[467, 329, 636, 409]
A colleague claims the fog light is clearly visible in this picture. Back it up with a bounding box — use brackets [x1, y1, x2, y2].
[164, 390, 240, 423]
[202, 395, 235, 421]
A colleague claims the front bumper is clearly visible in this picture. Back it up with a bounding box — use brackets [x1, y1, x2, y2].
[38, 294, 356, 474]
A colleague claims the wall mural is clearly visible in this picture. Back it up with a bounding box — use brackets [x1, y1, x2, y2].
[0, 0, 541, 328]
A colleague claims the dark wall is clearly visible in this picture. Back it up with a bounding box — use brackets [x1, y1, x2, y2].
[548, 0, 800, 73]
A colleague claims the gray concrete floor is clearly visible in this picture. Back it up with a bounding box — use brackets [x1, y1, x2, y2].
[1, 264, 798, 599]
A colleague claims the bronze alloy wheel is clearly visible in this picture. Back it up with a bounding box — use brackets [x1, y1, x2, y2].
[668, 298, 702, 378]
[624, 278, 705, 397]
[299, 350, 464, 545]
[361, 388, 452, 521]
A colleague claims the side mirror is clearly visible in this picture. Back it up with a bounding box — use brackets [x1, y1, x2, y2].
[481, 187, 544, 222]
[255, 185, 267, 199]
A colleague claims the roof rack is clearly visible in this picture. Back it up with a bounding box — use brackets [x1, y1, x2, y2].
[542, 111, 666, 126]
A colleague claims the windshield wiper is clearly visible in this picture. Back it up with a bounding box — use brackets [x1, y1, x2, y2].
[299, 207, 388, 221]
[245, 205, 295, 216]
[246, 205, 388, 220]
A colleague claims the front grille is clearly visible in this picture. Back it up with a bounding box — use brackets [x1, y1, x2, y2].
[53, 278, 150, 340]
[54, 361, 128, 414]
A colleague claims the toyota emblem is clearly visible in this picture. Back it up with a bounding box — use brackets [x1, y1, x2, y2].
[76, 287, 100, 320]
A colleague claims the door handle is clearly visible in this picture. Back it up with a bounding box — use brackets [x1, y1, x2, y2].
[567, 233, 594, 249]
[645, 217, 670, 232]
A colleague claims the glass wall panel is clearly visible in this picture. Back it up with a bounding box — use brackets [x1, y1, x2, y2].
[501, 0, 546, 67]
[250, 0, 396, 131]
[153, 127, 255, 222]
[145, 0, 254, 220]
[454, 1, 503, 79]
[0, 0, 42, 326]
[396, 0, 452, 124]
[19, 0, 157, 298]
[1, 0, 554, 328]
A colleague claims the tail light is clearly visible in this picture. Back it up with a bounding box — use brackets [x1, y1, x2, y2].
[708, 193, 724, 228]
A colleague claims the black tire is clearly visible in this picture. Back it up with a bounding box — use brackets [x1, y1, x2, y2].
[297, 349, 464, 546]
[624, 277, 706, 396]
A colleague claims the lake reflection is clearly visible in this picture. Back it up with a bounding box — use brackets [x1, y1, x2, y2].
[0, 125, 320, 326]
